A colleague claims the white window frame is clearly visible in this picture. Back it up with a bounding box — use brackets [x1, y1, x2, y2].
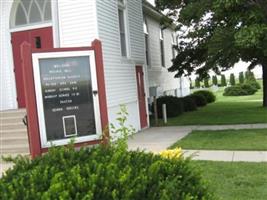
[118, 0, 130, 58]
[32, 50, 102, 148]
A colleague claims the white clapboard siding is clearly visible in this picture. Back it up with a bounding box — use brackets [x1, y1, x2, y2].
[127, 0, 146, 63]
[145, 14, 190, 96]
[57, 0, 98, 47]
[0, 1, 17, 111]
[96, 0, 146, 130]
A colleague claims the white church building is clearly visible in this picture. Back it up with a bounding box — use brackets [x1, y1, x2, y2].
[0, 0, 190, 135]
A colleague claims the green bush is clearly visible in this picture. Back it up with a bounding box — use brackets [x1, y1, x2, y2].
[182, 96, 198, 112]
[212, 75, 218, 85]
[223, 83, 258, 96]
[221, 75, 226, 87]
[246, 80, 261, 89]
[195, 78, 201, 88]
[152, 96, 184, 118]
[239, 72, 245, 84]
[190, 93, 207, 107]
[0, 145, 213, 200]
[230, 73, 236, 86]
[193, 90, 216, 103]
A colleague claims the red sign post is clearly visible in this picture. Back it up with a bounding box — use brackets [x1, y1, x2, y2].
[21, 40, 109, 158]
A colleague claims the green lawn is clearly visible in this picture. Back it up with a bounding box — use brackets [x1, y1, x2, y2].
[154, 80, 267, 125]
[170, 129, 267, 150]
[194, 161, 267, 200]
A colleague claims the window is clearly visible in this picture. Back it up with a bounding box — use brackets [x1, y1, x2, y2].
[12, 0, 52, 28]
[160, 29, 165, 67]
[144, 18, 150, 66]
[171, 33, 176, 59]
[118, 0, 128, 57]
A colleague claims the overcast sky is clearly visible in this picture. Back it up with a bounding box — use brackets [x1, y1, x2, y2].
[147, 0, 155, 6]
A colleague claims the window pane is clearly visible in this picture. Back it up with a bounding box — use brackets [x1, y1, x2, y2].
[120, 33, 127, 57]
[145, 35, 150, 65]
[118, 9, 127, 56]
[36, 0, 46, 11]
[15, 3, 27, 26]
[118, 9, 125, 33]
[44, 0, 52, 21]
[29, 1, 42, 23]
[160, 40, 165, 67]
[21, 0, 31, 13]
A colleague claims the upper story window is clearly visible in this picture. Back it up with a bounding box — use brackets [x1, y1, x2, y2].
[11, 0, 52, 28]
[143, 18, 150, 66]
[172, 33, 176, 59]
[118, 0, 128, 57]
[160, 29, 165, 67]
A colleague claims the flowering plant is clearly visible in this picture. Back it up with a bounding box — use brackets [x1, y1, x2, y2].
[159, 147, 183, 159]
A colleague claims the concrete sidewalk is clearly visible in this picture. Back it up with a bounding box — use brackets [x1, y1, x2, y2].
[183, 150, 267, 162]
[128, 125, 267, 162]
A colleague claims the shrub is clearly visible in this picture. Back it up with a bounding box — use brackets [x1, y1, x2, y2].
[221, 75, 226, 86]
[182, 96, 197, 112]
[212, 75, 218, 85]
[246, 80, 261, 89]
[0, 145, 213, 200]
[223, 83, 257, 96]
[230, 73, 235, 86]
[193, 90, 216, 103]
[204, 77, 210, 88]
[190, 93, 207, 107]
[195, 77, 201, 88]
[152, 96, 184, 118]
[239, 72, 245, 84]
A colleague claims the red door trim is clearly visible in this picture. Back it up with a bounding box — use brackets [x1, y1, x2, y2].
[21, 39, 109, 158]
[136, 66, 148, 129]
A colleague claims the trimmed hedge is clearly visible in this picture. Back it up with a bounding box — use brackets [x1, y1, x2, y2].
[0, 145, 213, 200]
[190, 93, 207, 107]
[152, 96, 184, 118]
[223, 83, 258, 96]
[193, 90, 216, 103]
[182, 96, 198, 112]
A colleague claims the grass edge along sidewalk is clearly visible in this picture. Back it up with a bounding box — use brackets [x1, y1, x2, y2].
[170, 128, 267, 151]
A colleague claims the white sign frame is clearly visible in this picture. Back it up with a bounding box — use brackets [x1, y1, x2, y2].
[32, 50, 102, 148]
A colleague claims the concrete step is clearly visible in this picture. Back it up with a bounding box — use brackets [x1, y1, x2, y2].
[0, 129, 27, 137]
[0, 109, 26, 119]
[1, 122, 27, 130]
[1, 144, 29, 154]
[1, 137, 29, 145]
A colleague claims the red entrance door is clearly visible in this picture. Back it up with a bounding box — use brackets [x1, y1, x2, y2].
[11, 27, 53, 108]
[136, 66, 148, 129]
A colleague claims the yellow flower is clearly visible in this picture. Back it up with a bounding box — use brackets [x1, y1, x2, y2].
[159, 147, 183, 160]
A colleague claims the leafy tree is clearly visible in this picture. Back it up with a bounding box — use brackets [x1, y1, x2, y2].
[212, 75, 218, 86]
[221, 75, 226, 87]
[239, 72, 245, 84]
[156, 0, 267, 107]
[230, 73, 236, 86]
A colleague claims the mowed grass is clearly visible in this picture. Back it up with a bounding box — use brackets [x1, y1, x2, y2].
[156, 80, 267, 125]
[194, 161, 267, 200]
[170, 129, 267, 150]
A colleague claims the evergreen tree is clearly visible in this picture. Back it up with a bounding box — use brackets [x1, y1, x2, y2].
[230, 74, 236, 86]
[204, 77, 210, 88]
[212, 75, 218, 86]
[221, 75, 226, 87]
[156, 0, 267, 107]
[195, 78, 201, 88]
[239, 72, 245, 84]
